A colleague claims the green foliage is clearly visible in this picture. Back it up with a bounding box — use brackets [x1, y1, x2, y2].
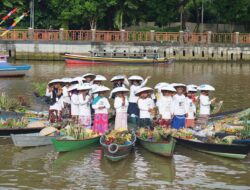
[32, 82, 47, 97]
[0, 118, 28, 128]
[0, 0, 250, 31]
[0, 93, 22, 111]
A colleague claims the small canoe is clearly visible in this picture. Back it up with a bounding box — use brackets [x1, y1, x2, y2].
[137, 136, 176, 157]
[0, 126, 47, 137]
[52, 136, 100, 152]
[64, 53, 173, 65]
[100, 133, 136, 162]
[11, 133, 55, 147]
[0, 55, 31, 77]
[174, 137, 249, 159]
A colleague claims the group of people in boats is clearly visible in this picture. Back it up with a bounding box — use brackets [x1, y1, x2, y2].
[46, 73, 216, 134]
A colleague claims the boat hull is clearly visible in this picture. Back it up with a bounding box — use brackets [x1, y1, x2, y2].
[175, 137, 249, 159]
[0, 64, 31, 77]
[138, 136, 176, 157]
[0, 127, 47, 137]
[52, 136, 100, 152]
[11, 133, 54, 147]
[100, 134, 136, 162]
[64, 54, 172, 65]
[233, 139, 250, 152]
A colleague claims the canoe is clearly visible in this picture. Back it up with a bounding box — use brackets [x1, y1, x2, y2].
[100, 133, 136, 162]
[0, 126, 48, 137]
[51, 136, 100, 152]
[11, 133, 55, 147]
[0, 55, 31, 77]
[232, 139, 250, 152]
[137, 136, 176, 157]
[64, 53, 174, 65]
[174, 137, 249, 159]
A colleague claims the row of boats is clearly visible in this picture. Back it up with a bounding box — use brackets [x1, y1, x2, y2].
[1, 108, 250, 161]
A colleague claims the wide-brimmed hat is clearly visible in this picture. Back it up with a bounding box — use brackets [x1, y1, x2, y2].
[111, 87, 129, 95]
[71, 76, 86, 83]
[135, 87, 153, 95]
[92, 86, 110, 94]
[39, 126, 57, 136]
[110, 75, 125, 82]
[94, 75, 107, 81]
[67, 84, 78, 92]
[161, 85, 176, 92]
[172, 83, 186, 88]
[198, 84, 215, 91]
[48, 79, 63, 85]
[77, 83, 92, 91]
[128, 75, 143, 81]
[187, 86, 198, 92]
[82, 73, 96, 79]
[61, 78, 72, 83]
[187, 84, 198, 89]
[154, 82, 169, 90]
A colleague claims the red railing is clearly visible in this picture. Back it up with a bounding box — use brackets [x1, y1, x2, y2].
[0, 29, 249, 44]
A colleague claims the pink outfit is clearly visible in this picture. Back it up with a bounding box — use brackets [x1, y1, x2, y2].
[93, 113, 109, 134]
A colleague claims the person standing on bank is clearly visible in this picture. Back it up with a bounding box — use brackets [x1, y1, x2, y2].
[111, 87, 129, 130]
[127, 75, 151, 124]
[136, 87, 155, 129]
[92, 86, 111, 135]
[171, 83, 188, 130]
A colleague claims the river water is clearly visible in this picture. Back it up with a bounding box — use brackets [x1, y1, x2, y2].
[0, 61, 250, 189]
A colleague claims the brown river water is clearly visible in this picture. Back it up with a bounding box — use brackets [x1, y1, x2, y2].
[0, 61, 250, 189]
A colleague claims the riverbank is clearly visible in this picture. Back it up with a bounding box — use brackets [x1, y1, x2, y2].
[1, 41, 250, 62]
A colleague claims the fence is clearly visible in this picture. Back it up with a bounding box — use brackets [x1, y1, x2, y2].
[0, 29, 250, 44]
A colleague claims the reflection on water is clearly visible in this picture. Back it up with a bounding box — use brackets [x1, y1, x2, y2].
[0, 61, 250, 189]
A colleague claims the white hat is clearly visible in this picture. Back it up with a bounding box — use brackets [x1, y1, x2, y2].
[82, 73, 96, 78]
[187, 86, 197, 92]
[161, 85, 176, 92]
[110, 75, 125, 82]
[187, 84, 198, 89]
[135, 87, 153, 95]
[154, 82, 169, 90]
[77, 83, 92, 91]
[198, 84, 215, 91]
[128, 75, 143, 81]
[111, 87, 129, 95]
[71, 76, 86, 83]
[94, 75, 107, 81]
[61, 78, 72, 83]
[92, 86, 110, 94]
[172, 83, 186, 88]
[48, 79, 62, 85]
[67, 84, 78, 92]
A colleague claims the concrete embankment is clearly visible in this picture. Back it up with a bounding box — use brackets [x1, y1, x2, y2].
[0, 40, 250, 62]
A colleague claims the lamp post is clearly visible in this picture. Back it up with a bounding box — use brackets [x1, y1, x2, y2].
[29, 0, 34, 28]
[201, 0, 204, 33]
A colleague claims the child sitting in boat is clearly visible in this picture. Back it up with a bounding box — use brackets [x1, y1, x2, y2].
[156, 85, 176, 128]
[136, 87, 155, 129]
[185, 86, 197, 128]
[127, 75, 151, 124]
[92, 86, 111, 134]
[171, 83, 188, 130]
[68, 85, 79, 123]
[197, 84, 216, 126]
[112, 87, 129, 130]
[78, 84, 92, 128]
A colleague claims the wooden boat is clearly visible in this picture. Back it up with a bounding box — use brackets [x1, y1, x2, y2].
[137, 136, 176, 157]
[64, 53, 174, 65]
[11, 133, 55, 147]
[51, 136, 100, 152]
[0, 126, 48, 137]
[174, 137, 249, 159]
[100, 133, 136, 162]
[0, 55, 31, 77]
[232, 139, 250, 152]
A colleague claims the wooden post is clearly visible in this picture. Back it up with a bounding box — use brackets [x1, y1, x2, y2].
[207, 31, 212, 44]
[121, 29, 125, 42]
[150, 30, 155, 41]
[91, 29, 96, 42]
[235, 32, 239, 44]
[28, 27, 34, 40]
[59, 28, 64, 41]
[179, 30, 184, 45]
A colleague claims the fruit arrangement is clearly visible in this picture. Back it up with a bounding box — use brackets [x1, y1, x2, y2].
[173, 128, 194, 139]
[60, 125, 99, 140]
[104, 129, 133, 145]
[0, 118, 28, 128]
[137, 127, 173, 142]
